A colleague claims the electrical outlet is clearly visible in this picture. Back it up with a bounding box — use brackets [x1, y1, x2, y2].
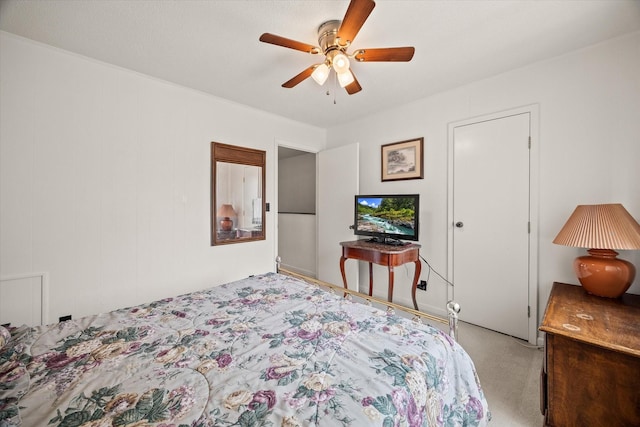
[417, 280, 427, 291]
[59, 315, 72, 322]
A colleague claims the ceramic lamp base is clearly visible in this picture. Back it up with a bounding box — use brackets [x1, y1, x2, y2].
[220, 217, 233, 232]
[574, 249, 635, 298]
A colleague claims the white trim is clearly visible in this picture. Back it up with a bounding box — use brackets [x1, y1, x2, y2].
[276, 139, 321, 155]
[274, 139, 320, 273]
[0, 272, 50, 325]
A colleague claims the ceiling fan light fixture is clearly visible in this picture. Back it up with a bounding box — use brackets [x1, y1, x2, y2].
[259, 0, 415, 96]
[337, 70, 355, 88]
[311, 63, 330, 85]
[331, 52, 350, 74]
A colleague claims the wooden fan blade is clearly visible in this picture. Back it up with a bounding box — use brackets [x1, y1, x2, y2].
[354, 47, 415, 62]
[345, 71, 362, 95]
[337, 0, 376, 45]
[259, 33, 320, 54]
[282, 65, 316, 88]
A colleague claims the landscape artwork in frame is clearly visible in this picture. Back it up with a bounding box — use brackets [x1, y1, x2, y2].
[381, 137, 424, 181]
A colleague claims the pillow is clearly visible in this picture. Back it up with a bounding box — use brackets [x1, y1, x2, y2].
[0, 325, 10, 349]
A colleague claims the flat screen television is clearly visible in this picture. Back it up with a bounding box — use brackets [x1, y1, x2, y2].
[353, 194, 419, 245]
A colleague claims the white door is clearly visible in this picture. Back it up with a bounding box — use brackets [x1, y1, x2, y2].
[317, 143, 359, 289]
[450, 112, 532, 340]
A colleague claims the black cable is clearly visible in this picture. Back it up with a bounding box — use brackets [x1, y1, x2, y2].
[420, 255, 454, 287]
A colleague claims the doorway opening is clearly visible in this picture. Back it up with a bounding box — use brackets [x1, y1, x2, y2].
[277, 146, 317, 277]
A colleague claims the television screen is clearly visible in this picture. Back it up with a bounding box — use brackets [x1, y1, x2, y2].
[354, 194, 419, 244]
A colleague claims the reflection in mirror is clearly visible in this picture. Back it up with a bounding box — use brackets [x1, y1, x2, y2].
[212, 143, 266, 245]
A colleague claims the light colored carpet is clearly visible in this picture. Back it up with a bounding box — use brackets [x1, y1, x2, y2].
[456, 321, 545, 427]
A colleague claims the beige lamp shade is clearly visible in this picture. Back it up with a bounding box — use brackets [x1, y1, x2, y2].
[553, 203, 640, 298]
[553, 204, 640, 249]
[217, 204, 237, 219]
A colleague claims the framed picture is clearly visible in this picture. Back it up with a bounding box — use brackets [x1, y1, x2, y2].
[381, 137, 424, 181]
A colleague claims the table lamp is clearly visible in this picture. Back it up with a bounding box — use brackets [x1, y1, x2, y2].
[217, 204, 237, 232]
[553, 203, 640, 298]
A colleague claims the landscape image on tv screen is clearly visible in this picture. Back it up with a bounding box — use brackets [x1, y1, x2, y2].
[356, 196, 417, 238]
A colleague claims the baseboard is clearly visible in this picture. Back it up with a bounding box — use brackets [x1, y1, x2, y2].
[278, 263, 316, 279]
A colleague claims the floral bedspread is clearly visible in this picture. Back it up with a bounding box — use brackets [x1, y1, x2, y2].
[0, 272, 489, 426]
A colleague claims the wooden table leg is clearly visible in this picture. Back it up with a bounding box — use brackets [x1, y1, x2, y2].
[412, 259, 422, 310]
[368, 262, 374, 296]
[388, 266, 395, 303]
[340, 256, 348, 292]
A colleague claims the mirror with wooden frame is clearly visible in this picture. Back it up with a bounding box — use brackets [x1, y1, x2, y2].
[211, 142, 266, 245]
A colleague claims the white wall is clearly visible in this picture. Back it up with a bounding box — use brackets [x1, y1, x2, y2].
[326, 32, 640, 321]
[0, 32, 325, 324]
[277, 213, 316, 277]
[278, 153, 315, 214]
[3, 30, 639, 328]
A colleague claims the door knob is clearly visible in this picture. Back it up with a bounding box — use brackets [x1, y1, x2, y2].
[455, 221, 464, 228]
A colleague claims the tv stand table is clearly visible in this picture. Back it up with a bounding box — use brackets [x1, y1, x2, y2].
[339, 240, 421, 310]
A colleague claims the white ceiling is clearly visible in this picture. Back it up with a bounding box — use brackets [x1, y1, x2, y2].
[1, 0, 639, 129]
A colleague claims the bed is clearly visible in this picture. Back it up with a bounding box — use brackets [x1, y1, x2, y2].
[0, 271, 489, 426]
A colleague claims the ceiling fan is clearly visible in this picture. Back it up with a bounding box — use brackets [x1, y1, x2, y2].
[259, 0, 415, 95]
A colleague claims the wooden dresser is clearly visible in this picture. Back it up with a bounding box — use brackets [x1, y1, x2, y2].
[539, 282, 640, 426]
